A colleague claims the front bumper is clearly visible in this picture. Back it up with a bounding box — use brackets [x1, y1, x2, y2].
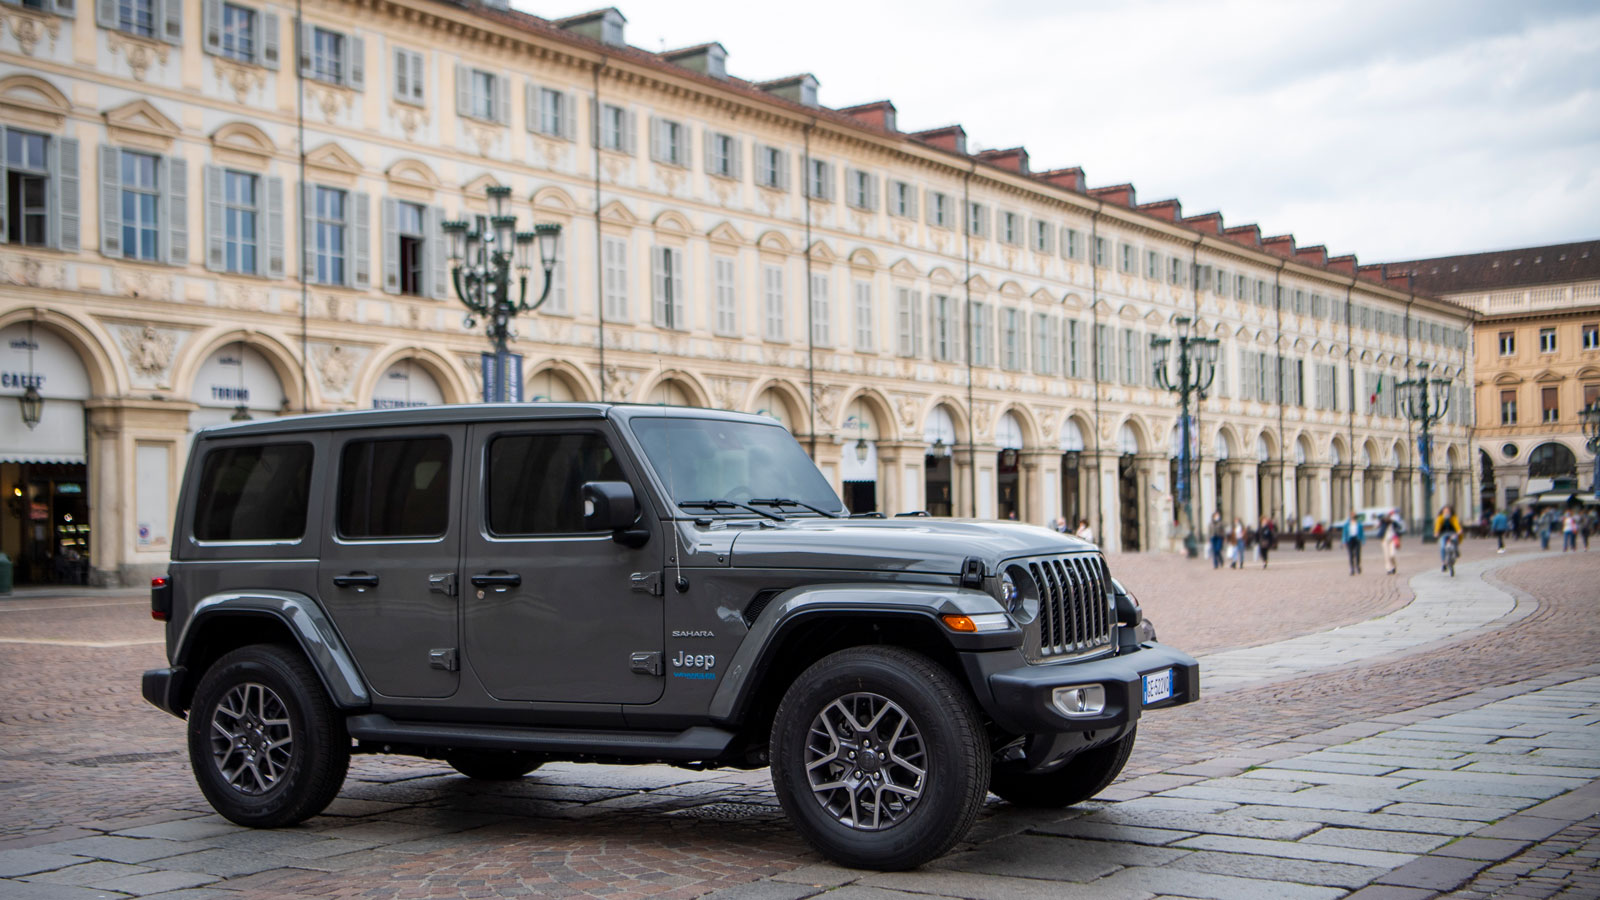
[963, 640, 1199, 736]
[141, 666, 187, 719]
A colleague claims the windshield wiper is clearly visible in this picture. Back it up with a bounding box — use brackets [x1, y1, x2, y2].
[748, 497, 841, 519]
[677, 499, 785, 521]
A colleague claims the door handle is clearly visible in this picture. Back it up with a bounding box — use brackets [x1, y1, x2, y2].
[332, 572, 380, 588]
[470, 572, 522, 588]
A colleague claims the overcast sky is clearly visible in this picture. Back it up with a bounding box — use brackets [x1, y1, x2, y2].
[531, 0, 1600, 263]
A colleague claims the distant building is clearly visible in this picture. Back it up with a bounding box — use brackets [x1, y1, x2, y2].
[1380, 241, 1600, 512]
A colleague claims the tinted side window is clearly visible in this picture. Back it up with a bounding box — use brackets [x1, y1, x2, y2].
[487, 433, 625, 535]
[193, 443, 314, 542]
[338, 437, 451, 539]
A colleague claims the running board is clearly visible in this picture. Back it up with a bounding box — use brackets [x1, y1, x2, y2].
[345, 713, 735, 761]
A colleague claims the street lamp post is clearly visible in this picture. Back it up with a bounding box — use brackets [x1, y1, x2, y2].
[1581, 402, 1600, 497]
[1398, 361, 1452, 542]
[1151, 316, 1219, 558]
[443, 186, 562, 403]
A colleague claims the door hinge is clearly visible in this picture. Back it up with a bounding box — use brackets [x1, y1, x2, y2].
[630, 571, 664, 596]
[428, 648, 458, 672]
[630, 651, 662, 676]
[428, 572, 457, 597]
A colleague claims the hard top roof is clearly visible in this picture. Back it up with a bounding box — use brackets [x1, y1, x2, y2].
[193, 402, 775, 439]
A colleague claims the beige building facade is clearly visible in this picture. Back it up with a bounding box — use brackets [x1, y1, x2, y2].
[0, 0, 1474, 585]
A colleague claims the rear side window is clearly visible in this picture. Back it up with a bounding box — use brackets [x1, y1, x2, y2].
[192, 443, 314, 542]
[338, 436, 451, 539]
[487, 433, 624, 536]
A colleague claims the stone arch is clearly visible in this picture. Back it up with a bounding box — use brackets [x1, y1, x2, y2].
[837, 387, 897, 441]
[997, 279, 1026, 300]
[0, 307, 124, 398]
[756, 230, 793, 253]
[1360, 437, 1381, 468]
[1116, 416, 1149, 455]
[356, 344, 471, 406]
[847, 247, 881, 269]
[172, 327, 313, 412]
[1059, 413, 1091, 451]
[526, 359, 597, 403]
[0, 73, 71, 126]
[1256, 429, 1279, 463]
[1062, 291, 1087, 311]
[1390, 439, 1408, 468]
[1528, 441, 1578, 478]
[211, 122, 276, 167]
[927, 266, 958, 286]
[640, 369, 709, 408]
[748, 378, 807, 432]
[385, 157, 441, 190]
[921, 397, 969, 444]
[652, 209, 693, 234]
[1296, 432, 1316, 465]
[532, 185, 578, 213]
[1329, 434, 1349, 467]
[1214, 424, 1239, 460]
[995, 403, 1039, 448]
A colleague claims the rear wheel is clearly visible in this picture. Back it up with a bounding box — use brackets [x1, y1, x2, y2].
[187, 644, 350, 827]
[989, 727, 1137, 808]
[769, 646, 989, 871]
[446, 752, 543, 780]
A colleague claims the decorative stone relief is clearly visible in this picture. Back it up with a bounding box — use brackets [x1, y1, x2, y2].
[709, 377, 746, 411]
[601, 154, 628, 183]
[313, 344, 363, 398]
[118, 325, 179, 382]
[305, 83, 353, 122]
[0, 252, 64, 289]
[220, 283, 267, 311]
[391, 104, 429, 142]
[464, 122, 500, 157]
[213, 58, 265, 104]
[1040, 408, 1062, 440]
[107, 33, 170, 81]
[4, 10, 60, 56]
[603, 365, 640, 401]
[972, 401, 995, 439]
[532, 135, 564, 168]
[811, 384, 839, 425]
[655, 165, 684, 195]
[117, 268, 174, 300]
[894, 393, 921, 430]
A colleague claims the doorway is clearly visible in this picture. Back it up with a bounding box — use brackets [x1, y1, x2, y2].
[1060, 452, 1081, 528]
[1118, 454, 1140, 551]
[2, 462, 91, 585]
[996, 449, 1019, 520]
[843, 481, 877, 515]
[924, 453, 953, 517]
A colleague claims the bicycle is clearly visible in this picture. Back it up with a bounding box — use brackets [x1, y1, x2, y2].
[1440, 532, 1460, 578]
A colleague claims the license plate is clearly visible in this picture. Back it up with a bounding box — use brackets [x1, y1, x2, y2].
[1142, 669, 1174, 705]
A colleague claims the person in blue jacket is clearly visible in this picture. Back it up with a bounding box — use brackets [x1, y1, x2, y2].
[1341, 511, 1365, 575]
[1491, 508, 1509, 553]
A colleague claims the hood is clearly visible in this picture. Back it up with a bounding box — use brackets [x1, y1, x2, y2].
[726, 517, 1096, 575]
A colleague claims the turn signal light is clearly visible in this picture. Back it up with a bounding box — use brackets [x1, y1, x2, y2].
[940, 614, 977, 633]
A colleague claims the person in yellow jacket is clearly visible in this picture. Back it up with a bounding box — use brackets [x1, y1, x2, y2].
[1434, 505, 1463, 571]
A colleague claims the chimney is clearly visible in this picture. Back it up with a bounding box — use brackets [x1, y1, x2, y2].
[1224, 224, 1261, 246]
[662, 42, 727, 79]
[1262, 234, 1296, 258]
[838, 100, 897, 133]
[1327, 254, 1357, 275]
[1294, 244, 1328, 268]
[756, 74, 819, 108]
[1138, 199, 1182, 223]
[976, 147, 1029, 175]
[554, 7, 626, 46]
[1182, 212, 1223, 235]
[1035, 167, 1085, 192]
[1089, 183, 1136, 208]
[912, 125, 968, 155]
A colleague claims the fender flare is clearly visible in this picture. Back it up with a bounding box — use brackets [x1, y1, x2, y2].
[174, 590, 371, 710]
[707, 583, 1015, 722]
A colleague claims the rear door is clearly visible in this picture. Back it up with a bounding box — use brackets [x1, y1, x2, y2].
[461, 421, 664, 704]
[317, 426, 464, 699]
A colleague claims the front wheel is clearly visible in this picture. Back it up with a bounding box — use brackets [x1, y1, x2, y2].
[187, 644, 350, 827]
[989, 727, 1137, 808]
[769, 646, 989, 871]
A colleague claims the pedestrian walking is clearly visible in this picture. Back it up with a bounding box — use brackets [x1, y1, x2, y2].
[1074, 518, 1095, 544]
[1208, 511, 1226, 569]
[1052, 516, 1069, 534]
[1378, 510, 1401, 575]
[1342, 511, 1364, 575]
[1537, 507, 1558, 551]
[1491, 508, 1509, 553]
[1562, 509, 1579, 551]
[1230, 518, 1247, 569]
[1583, 510, 1593, 550]
[1434, 505, 1463, 572]
[1258, 515, 1277, 569]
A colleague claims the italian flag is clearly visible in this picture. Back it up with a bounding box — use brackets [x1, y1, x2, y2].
[1369, 374, 1383, 409]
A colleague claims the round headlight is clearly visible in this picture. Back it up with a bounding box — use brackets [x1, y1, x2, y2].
[1000, 570, 1018, 607]
[1002, 565, 1040, 624]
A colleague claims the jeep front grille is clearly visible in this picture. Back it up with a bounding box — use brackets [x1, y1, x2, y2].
[1021, 555, 1114, 662]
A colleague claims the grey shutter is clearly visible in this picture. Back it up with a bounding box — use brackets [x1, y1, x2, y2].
[649, 116, 663, 163]
[650, 246, 665, 326]
[776, 150, 789, 190]
[203, 164, 225, 271]
[730, 138, 742, 180]
[264, 175, 283, 277]
[679, 126, 691, 168]
[298, 22, 314, 77]
[351, 190, 369, 288]
[2, 127, 12, 243]
[346, 34, 364, 89]
[587, 95, 599, 145]
[301, 182, 314, 279]
[259, 12, 279, 68]
[622, 110, 636, 155]
[202, 0, 221, 55]
[95, 0, 114, 29]
[493, 73, 508, 125]
[98, 145, 121, 257]
[53, 137, 80, 252]
[457, 63, 471, 118]
[868, 174, 880, 210]
[380, 196, 398, 293]
[702, 129, 714, 173]
[523, 81, 537, 131]
[561, 91, 576, 139]
[429, 205, 447, 299]
[392, 48, 408, 101]
[408, 50, 423, 102]
[160, 0, 181, 43]
[164, 156, 187, 265]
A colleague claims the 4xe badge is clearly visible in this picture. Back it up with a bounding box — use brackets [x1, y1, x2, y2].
[671, 651, 716, 680]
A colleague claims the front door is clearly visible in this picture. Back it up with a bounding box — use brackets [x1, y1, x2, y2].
[461, 423, 664, 704]
[318, 426, 464, 699]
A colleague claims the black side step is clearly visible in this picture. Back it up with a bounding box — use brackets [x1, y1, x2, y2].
[346, 714, 735, 761]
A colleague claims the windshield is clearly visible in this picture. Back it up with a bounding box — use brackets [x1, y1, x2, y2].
[631, 416, 845, 515]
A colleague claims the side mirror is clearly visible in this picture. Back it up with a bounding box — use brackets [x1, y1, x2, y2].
[582, 481, 647, 547]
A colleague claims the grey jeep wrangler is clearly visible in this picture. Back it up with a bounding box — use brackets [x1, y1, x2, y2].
[143, 403, 1198, 870]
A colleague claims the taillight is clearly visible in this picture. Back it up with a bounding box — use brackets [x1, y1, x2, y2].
[151, 575, 172, 621]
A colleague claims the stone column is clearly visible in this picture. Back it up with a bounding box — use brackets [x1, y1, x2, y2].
[1310, 463, 1333, 525]
[1022, 450, 1056, 527]
[1197, 457, 1219, 523]
[1136, 452, 1163, 552]
[1240, 460, 1261, 524]
[85, 398, 196, 586]
[1094, 451, 1122, 553]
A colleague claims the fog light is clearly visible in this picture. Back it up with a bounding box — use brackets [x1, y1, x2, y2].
[1051, 684, 1106, 718]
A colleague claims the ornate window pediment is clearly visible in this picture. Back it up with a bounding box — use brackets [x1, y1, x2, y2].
[0, 74, 69, 129]
[210, 122, 275, 167]
[386, 158, 440, 192]
[304, 142, 361, 183]
[104, 99, 180, 150]
[707, 221, 744, 248]
[806, 239, 838, 263]
[888, 258, 920, 280]
[653, 209, 692, 234]
[600, 199, 639, 225]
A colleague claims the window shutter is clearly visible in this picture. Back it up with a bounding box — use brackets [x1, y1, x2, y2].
[259, 12, 279, 68]
[298, 22, 314, 77]
[408, 50, 423, 102]
[300, 182, 314, 277]
[702, 129, 714, 173]
[561, 91, 576, 139]
[160, 0, 181, 43]
[380, 196, 398, 293]
[907, 183, 919, 219]
[494, 74, 509, 125]
[95, 0, 114, 30]
[347, 35, 364, 89]
[868, 174, 880, 210]
[202, 0, 221, 55]
[392, 49, 408, 101]
[457, 64, 471, 119]
[351, 190, 370, 288]
[731, 138, 743, 180]
[523, 81, 537, 131]
[52, 137, 80, 252]
[5, 128, 15, 243]
[622, 110, 636, 155]
[671, 250, 686, 328]
[203, 164, 225, 271]
[649, 116, 664, 163]
[775, 149, 788, 190]
[429, 205, 447, 300]
[264, 175, 284, 278]
[650, 246, 666, 327]
[167, 156, 187, 264]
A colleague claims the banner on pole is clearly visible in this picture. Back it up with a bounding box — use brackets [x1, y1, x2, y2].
[480, 351, 524, 403]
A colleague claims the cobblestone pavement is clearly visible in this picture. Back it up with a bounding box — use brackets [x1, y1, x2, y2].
[0, 541, 1593, 899]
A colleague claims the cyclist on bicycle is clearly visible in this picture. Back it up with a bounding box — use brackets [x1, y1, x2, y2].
[1434, 505, 1463, 572]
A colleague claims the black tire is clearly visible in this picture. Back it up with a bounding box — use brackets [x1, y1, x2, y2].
[769, 646, 989, 871]
[445, 752, 543, 780]
[186, 644, 350, 828]
[989, 726, 1137, 808]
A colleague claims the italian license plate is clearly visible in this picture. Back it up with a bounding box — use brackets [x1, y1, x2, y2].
[1142, 669, 1174, 705]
